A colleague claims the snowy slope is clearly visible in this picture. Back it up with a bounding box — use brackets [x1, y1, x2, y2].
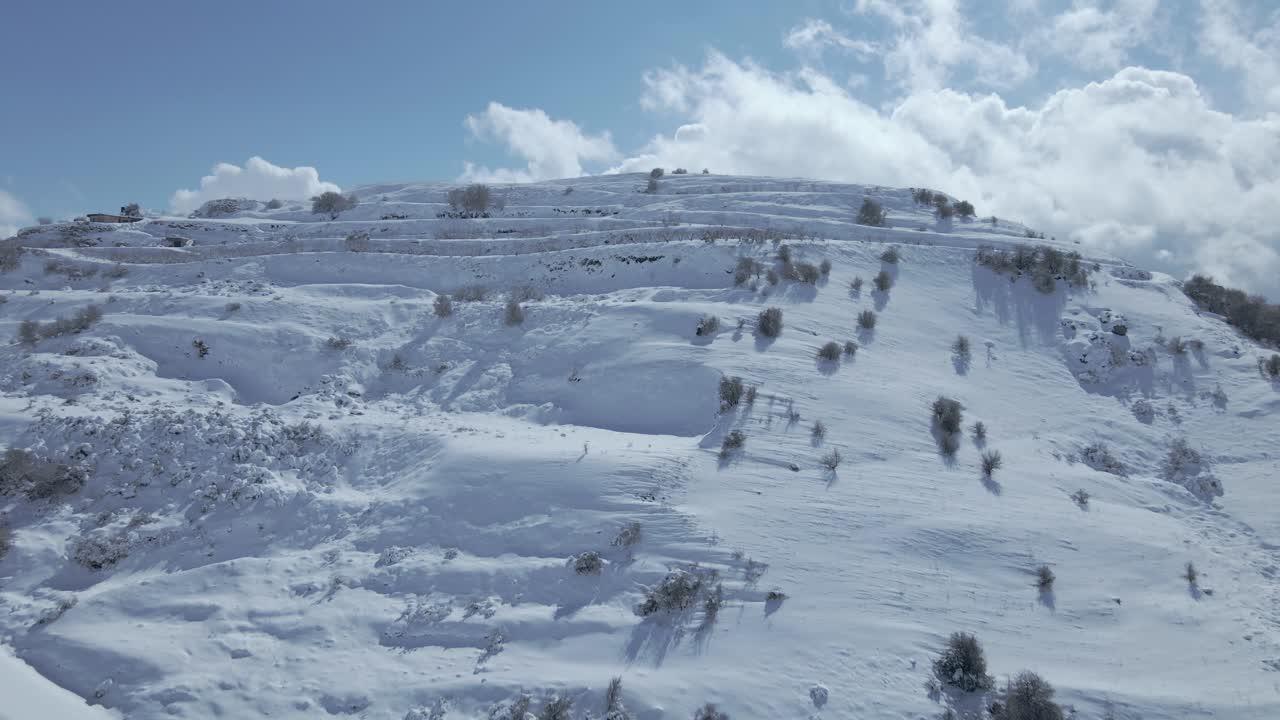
[1, 173, 1278, 719]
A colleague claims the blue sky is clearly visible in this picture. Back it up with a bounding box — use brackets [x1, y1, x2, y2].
[3, 1, 1279, 295]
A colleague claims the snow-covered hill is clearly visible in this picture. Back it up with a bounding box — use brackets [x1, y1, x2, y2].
[1, 174, 1278, 719]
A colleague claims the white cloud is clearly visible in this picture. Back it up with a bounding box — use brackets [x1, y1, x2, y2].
[1198, 0, 1280, 110]
[1039, 0, 1160, 70]
[0, 189, 33, 239]
[459, 103, 618, 183]
[599, 53, 1280, 296]
[784, 18, 878, 57]
[169, 157, 339, 215]
[853, 0, 1034, 90]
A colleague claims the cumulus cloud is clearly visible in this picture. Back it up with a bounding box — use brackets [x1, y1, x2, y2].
[169, 157, 339, 215]
[784, 19, 878, 58]
[603, 53, 1280, 296]
[459, 102, 618, 183]
[1198, 0, 1280, 110]
[1039, 0, 1161, 70]
[0, 189, 33, 239]
[852, 0, 1034, 90]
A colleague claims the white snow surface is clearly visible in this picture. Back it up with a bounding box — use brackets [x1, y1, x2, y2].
[2, 174, 1278, 719]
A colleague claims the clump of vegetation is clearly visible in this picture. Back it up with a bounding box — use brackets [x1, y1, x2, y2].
[1079, 442, 1127, 476]
[0, 241, 23, 272]
[792, 262, 821, 284]
[573, 551, 604, 575]
[719, 431, 746, 458]
[635, 569, 707, 616]
[820, 449, 842, 471]
[15, 304, 105, 346]
[879, 246, 900, 264]
[873, 270, 892, 292]
[719, 376, 745, 409]
[811, 420, 827, 440]
[343, 231, 371, 252]
[817, 341, 841, 361]
[952, 335, 971, 364]
[649, 168, 664, 179]
[503, 300, 525, 326]
[265, 198, 284, 210]
[843, 340, 858, 357]
[103, 264, 129, 279]
[1166, 335, 1188, 355]
[974, 244, 1094, 292]
[971, 421, 987, 442]
[991, 671, 1065, 720]
[1183, 561, 1198, 585]
[1035, 564, 1055, 591]
[856, 198, 887, 227]
[697, 314, 720, 336]
[733, 257, 762, 286]
[433, 294, 453, 318]
[612, 521, 642, 548]
[325, 336, 353, 350]
[777, 245, 792, 263]
[0, 523, 10, 560]
[933, 632, 993, 692]
[765, 268, 780, 286]
[312, 191, 358, 219]
[757, 307, 783, 337]
[192, 339, 209, 358]
[693, 703, 730, 720]
[980, 450, 1003, 477]
[1070, 489, 1090, 509]
[954, 200, 975, 219]
[1266, 354, 1280, 378]
[1160, 437, 1204, 481]
[933, 397, 963, 434]
[1, 449, 86, 500]
[744, 385, 758, 405]
[446, 184, 495, 214]
[538, 695, 574, 720]
[849, 276, 864, 293]
[1182, 275, 1280, 348]
[453, 285, 487, 302]
[819, 259, 832, 276]
[857, 310, 877, 330]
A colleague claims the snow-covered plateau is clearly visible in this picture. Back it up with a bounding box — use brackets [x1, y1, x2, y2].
[1, 174, 1277, 719]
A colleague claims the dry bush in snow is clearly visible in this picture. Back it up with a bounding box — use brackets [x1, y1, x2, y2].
[1070, 489, 1090, 509]
[447, 184, 494, 214]
[1036, 564, 1055, 591]
[453, 285, 487, 302]
[509, 284, 544, 302]
[820, 449, 842, 470]
[971, 421, 987, 442]
[1079, 442, 1127, 476]
[793, 262, 821, 284]
[538, 695, 573, 720]
[719, 376, 745, 409]
[720, 431, 746, 458]
[433, 294, 453, 318]
[980, 450, 1002, 477]
[849, 276, 864, 293]
[697, 314, 720, 336]
[819, 258, 832, 275]
[952, 335, 971, 363]
[880, 245, 900, 264]
[933, 632, 993, 692]
[734, 257, 762, 286]
[857, 310, 877, 330]
[635, 569, 708, 616]
[1183, 561, 1198, 585]
[817, 341, 841, 361]
[856, 198, 887, 227]
[503, 300, 525, 326]
[757, 307, 783, 337]
[312, 191, 358, 219]
[693, 703, 730, 720]
[991, 671, 1065, 720]
[573, 551, 604, 575]
[612, 521, 642, 548]
[873, 270, 893, 292]
[343, 231, 371, 252]
[843, 340, 858, 356]
[811, 420, 827, 439]
[324, 336, 353, 351]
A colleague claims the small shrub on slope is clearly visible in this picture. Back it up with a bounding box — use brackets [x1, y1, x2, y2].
[538, 695, 573, 720]
[817, 341, 841, 361]
[793, 262, 821, 284]
[880, 245, 900, 264]
[857, 310, 877, 330]
[697, 314, 720, 336]
[1183, 561, 1198, 585]
[873, 270, 892, 292]
[733, 257, 761, 286]
[693, 703, 730, 720]
[952, 335, 971, 363]
[433, 294, 453, 318]
[573, 551, 604, 575]
[1267, 354, 1280, 378]
[980, 450, 1002, 477]
[1079, 442, 1126, 476]
[819, 258, 832, 276]
[849, 276, 864, 293]
[820, 449, 842, 470]
[312, 191, 358, 219]
[503, 300, 525, 326]
[971, 421, 987, 442]
[453, 285, 487, 302]
[1036, 565, 1055, 591]
[719, 376, 745, 409]
[991, 671, 1065, 720]
[757, 307, 783, 337]
[933, 632, 993, 692]
[811, 420, 827, 439]
[932, 397, 964, 435]
[856, 198, 887, 227]
[720, 431, 746, 458]
[843, 340, 858, 356]
[612, 522, 642, 548]
[636, 569, 705, 616]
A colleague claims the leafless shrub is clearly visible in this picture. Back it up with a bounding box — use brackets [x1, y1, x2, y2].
[720, 431, 746, 458]
[843, 340, 858, 356]
[777, 244, 792, 263]
[971, 421, 987, 441]
[612, 522, 642, 548]
[819, 258, 832, 275]
[992, 671, 1065, 720]
[433, 294, 453, 317]
[697, 314, 721, 336]
[693, 703, 730, 720]
[765, 268, 779, 285]
[932, 396, 964, 435]
[453, 285, 487, 302]
[981, 450, 1002, 476]
[447, 184, 493, 214]
[734, 257, 762, 286]
[538, 695, 573, 720]
[952, 335, 971, 363]
[1036, 565, 1055, 590]
[1267, 354, 1280, 378]
[811, 421, 827, 439]
[509, 284, 544, 302]
[605, 677, 629, 719]
[793, 262, 821, 284]
[857, 310, 877, 329]
[1183, 561, 1198, 585]
[17, 320, 39, 346]
[744, 385, 758, 405]
[856, 198, 887, 227]
[1070, 489, 1090, 509]
[192, 339, 209, 358]
[636, 569, 706, 616]
[325, 336, 353, 350]
[343, 231, 371, 252]
[820, 449, 842, 470]
[644, 177, 659, 194]
[933, 632, 993, 692]
[1079, 442, 1127, 476]
[1166, 336, 1188, 355]
[312, 191, 358, 219]
[573, 551, 604, 575]
[719, 376, 744, 409]
[1160, 437, 1203, 480]
[503, 300, 525, 325]
[757, 307, 783, 337]
[873, 270, 892, 292]
[880, 246, 900, 264]
[849, 276, 863, 293]
[817, 341, 841, 361]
